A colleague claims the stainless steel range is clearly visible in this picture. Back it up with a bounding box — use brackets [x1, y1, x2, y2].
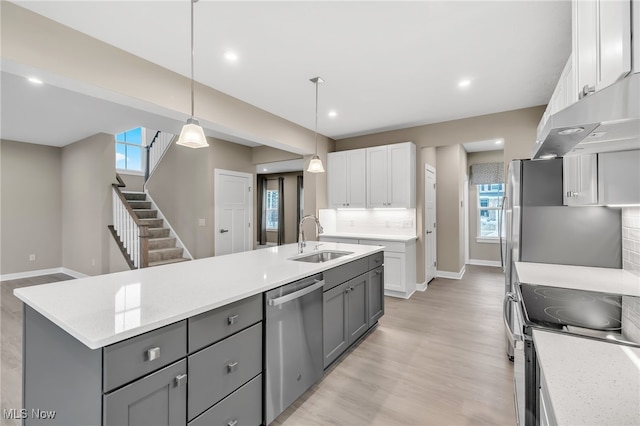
[504, 282, 640, 426]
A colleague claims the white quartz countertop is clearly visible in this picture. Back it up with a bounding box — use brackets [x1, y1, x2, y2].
[14, 242, 382, 350]
[320, 232, 417, 242]
[515, 262, 640, 296]
[533, 330, 640, 426]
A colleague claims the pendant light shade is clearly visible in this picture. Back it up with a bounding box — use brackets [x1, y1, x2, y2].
[177, 0, 209, 149]
[307, 76, 325, 173]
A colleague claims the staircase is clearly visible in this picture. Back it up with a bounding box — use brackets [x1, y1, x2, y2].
[121, 191, 190, 267]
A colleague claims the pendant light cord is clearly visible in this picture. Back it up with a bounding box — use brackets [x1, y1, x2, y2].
[190, 0, 195, 118]
[314, 79, 319, 155]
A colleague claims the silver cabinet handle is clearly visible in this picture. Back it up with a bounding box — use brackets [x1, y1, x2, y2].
[174, 373, 188, 387]
[227, 314, 239, 325]
[146, 347, 160, 362]
[375, 269, 382, 275]
[220, 228, 229, 233]
[579, 84, 596, 99]
[227, 361, 238, 373]
[228, 420, 238, 426]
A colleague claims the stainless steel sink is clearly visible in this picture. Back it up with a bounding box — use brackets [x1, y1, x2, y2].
[289, 250, 353, 263]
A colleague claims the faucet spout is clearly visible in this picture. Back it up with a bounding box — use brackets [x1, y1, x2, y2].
[298, 214, 324, 253]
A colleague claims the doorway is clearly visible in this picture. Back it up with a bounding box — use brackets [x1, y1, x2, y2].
[214, 169, 253, 256]
[425, 165, 437, 284]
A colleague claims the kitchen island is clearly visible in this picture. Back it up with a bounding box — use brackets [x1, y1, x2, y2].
[14, 242, 384, 426]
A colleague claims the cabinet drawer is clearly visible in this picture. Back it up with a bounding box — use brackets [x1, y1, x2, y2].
[103, 320, 187, 392]
[323, 257, 369, 291]
[189, 294, 262, 352]
[368, 252, 384, 270]
[188, 323, 262, 420]
[359, 239, 405, 253]
[189, 374, 262, 426]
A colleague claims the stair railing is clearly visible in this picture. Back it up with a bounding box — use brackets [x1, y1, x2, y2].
[111, 178, 149, 269]
[145, 131, 176, 188]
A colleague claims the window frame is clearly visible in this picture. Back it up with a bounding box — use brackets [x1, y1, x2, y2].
[265, 189, 279, 231]
[476, 183, 504, 244]
[115, 127, 146, 175]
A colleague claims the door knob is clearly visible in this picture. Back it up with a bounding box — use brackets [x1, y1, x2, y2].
[426, 231, 433, 234]
[220, 229, 229, 233]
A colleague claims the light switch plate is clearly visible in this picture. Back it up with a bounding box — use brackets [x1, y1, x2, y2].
[198, 218, 206, 227]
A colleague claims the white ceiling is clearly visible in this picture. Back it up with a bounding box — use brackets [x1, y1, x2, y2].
[4, 0, 571, 148]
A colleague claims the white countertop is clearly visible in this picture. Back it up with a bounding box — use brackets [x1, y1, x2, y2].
[515, 262, 640, 296]
[320, 232, 417, 242]
[533, 330, 640, 426]
[14, 242, 382, 350]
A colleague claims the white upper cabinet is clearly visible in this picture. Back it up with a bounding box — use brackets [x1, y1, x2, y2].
[634, 0, 640, 72]
[327, 149, 366, 208]
[366, 142, 416, 208]
[563, 154, 598, 206]
[573, 0, 632, 99]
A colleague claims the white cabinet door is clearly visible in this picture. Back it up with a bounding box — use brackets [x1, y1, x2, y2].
[598, 0, 631, 89]
[383, 251, 405, 293]
[634, 0, 640, 73]
[388, 143, 415, 208]
[328, 152, 348, 208]
[598, 150, 640, 205]
[573, 0, 598, 97]
[563, 154, 598, 206]
[366, 146, 389, 207]
[346, 149, 367, 208]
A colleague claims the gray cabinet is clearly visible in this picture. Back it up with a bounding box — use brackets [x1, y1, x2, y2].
[346, 274, 368, 344]
[189, 375, 262, 426]
[367, 267, 384, 328]
[103, 359, 187, 426]
[323, 281, 349, 368]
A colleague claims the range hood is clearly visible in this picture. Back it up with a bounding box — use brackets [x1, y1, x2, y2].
[532, 72, 640, 159]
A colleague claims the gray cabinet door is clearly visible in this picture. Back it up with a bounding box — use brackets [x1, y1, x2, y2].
[367, 267, 384, 328]
[104, 359, 187, 426]
[323, 282, 348, 368]
[346, 274, 368, 344]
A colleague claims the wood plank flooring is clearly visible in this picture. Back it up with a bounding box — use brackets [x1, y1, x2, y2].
[1, 273, 75, 426]
[0, 266, 514, 426]
[274, 265, 515, 426]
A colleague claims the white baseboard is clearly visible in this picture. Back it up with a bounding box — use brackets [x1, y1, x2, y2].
[1, 267, 87, 282]
[384, 288, 416, 299]
[436, 265, 466, 280]
[416, 281, 428, 291]
[468, 259, 502, 267]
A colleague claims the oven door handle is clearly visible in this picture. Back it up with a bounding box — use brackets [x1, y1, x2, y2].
[268, 280, 324, 307]
[503, 292, 522, 344]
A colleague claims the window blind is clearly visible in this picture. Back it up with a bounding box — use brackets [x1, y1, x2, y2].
[470, 162, 504, 185]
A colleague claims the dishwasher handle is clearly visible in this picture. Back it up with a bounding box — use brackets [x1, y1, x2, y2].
[268, 280, 324, 307]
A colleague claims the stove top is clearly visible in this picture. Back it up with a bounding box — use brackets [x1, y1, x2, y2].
[517, 283, 639, 347]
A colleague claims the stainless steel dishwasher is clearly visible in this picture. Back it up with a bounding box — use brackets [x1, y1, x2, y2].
[265, 273, 324, 425]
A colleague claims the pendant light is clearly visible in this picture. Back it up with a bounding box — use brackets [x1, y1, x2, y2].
[177, 0, 209, 149]
[307, 76, 325, 173]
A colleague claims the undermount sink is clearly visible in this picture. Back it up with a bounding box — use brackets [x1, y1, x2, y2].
[289, 250, 353, 263]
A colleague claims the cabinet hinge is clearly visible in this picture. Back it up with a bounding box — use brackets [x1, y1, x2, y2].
[434, 261, 437, 267]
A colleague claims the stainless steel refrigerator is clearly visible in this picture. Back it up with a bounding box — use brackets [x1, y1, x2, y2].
[501, 158, 621, 359]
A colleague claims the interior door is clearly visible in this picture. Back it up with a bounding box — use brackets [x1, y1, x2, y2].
[425, 165, 437, 283]
[215, 169, 253, 256]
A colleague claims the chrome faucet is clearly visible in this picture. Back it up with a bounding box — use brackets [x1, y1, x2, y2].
[298, 215, 324, 253]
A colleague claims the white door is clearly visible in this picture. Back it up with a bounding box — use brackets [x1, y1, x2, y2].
[215, 169, 253, 256]
[425, 165, 437, 283]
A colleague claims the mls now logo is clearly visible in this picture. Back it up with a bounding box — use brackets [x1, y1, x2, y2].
[3, 408, 56, 420]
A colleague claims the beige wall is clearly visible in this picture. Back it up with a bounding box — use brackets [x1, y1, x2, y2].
[146, 136, 255, 259]
[0, 140, 62, 275]
[262, 172, 302, 245]
[252, 146, 302, 165]
[118, 173, 144, 192]
[61, 133, 116, 276]
[336, 106, 543, 280]
[467, 150, 504, 263]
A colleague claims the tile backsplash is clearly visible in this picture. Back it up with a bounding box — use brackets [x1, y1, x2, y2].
[318, 209, 417, 236]
[622, 207, 640, 277]
[621, 207, 640, 344]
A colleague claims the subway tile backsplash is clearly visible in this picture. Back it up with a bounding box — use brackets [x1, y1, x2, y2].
[318, 209, 417, 236]
[622, 207, 640, 277]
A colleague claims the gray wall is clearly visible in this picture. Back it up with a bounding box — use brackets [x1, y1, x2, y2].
[336, 106, 542, 280]
[467, 150, 503, 263]
[0, 140, 62, 275]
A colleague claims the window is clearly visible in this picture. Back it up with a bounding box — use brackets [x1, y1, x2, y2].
[115, 127, 144, 172]
[266, 190, 279, 231]
[477, 183, 504, 240]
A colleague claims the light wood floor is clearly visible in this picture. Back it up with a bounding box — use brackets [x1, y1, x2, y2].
[1, 273, 75, 426]
[0, 266, 514, 426]
[274, 265, 515, 426]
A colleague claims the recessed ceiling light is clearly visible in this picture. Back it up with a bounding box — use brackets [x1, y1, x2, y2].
[557, 127, 584, 135]
[328, 110, 337, 118]
[27, 77, 43, 85]
[458, 79, 471, 88]
[263, 168, 267, 172]
[224, 51, 238, 62]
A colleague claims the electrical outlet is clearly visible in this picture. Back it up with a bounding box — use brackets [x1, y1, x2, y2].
[91, 258, 96, 267]
[29, 254, 36, 262]
[199, 218, 206, 227]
